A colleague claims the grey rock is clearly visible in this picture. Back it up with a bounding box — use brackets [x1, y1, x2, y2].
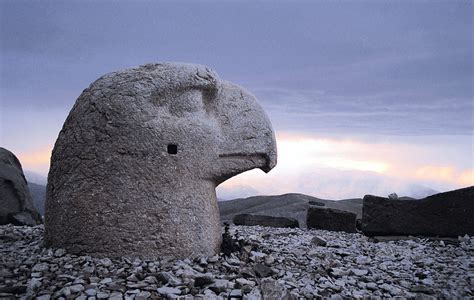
[0, 148, 42, 226]
[350, 269, 368, 276]
[99, 258, 113, 267]
[264, 254, 275, 265]
[233, 214, 299, 228]
[311, 236, 327, 246]
[308, 200, 325, 207]
[54, 248, 66, 257]
[253, 263, 274, 278]
[135, 291, 151, 300]
[307, 207, 357, 233]
[32, 263, 49, 272]
[366, 282, 377, 290]
[194, 275, 215, 287]
[209, 279, 231, 293]
[259, 278, 294, 300]
[362, 187, 474, 237]
[109, 292, 124, 300]
[99, 278, 113, 285]
[45, 63, 277, 259]
[157, 286, 181, 296]
[85, 288, 97, 296]
[27, 278, 42, 291]
[380, 283, 402, 296]
[156, 271, 181, 286]
[96, 291, 110, 299]
[236, 278, 256, 287]
[229, 289, 243, 299]
[69, 284, 85, 293]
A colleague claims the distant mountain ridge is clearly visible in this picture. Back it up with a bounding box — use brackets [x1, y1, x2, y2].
[218, 193, 363, 228]
[28, 182, 46, 216]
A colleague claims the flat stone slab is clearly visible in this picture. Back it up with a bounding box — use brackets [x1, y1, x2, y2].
[233, 214, 299, 228]
[361, 186, 474, 237]
[306, 207, 357, 233]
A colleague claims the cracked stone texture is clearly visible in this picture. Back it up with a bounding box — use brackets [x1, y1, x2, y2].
[362, 186, 474, 237]
[45, 63, 277, 259]
[0, 148, 42, 226]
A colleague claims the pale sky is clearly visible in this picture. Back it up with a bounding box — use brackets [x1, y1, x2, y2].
[1, 1, 472, 199]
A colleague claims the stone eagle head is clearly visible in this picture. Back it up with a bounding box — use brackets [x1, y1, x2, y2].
[45, 63, 277, 258]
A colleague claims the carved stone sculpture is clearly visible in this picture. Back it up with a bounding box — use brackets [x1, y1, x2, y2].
[0, 147, 42, 226]
[45, 63, 277, 258]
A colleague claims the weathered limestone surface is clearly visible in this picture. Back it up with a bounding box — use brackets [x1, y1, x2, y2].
[233, 214, 299, 228]
[362, 186, 474, 237]
[0, 148, 42, 226]
[45, 63, 277, 258]
[307, 207, 357, 233]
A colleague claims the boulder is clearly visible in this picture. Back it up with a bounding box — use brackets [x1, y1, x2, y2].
[308, 200, 325, 206]
[361, 186, 474, 237]
[45, 63, 277, 259]
[0, 148, 42, 226]
[233, 214, 299, 228]
[306, 207, 357, 233]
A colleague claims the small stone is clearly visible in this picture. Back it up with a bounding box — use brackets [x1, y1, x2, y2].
[54, 248, 66, 257]
[32, 263, 49, 272]
[27, 278, 42, 291]
[69, 284, 85, 293]
[250, 251, 267, 258]
[229, 289, 243, 299]
[236, 278, 256, 287]
[99, 258, 113, 267]
[380, 283, 402, 296]
[207, 255, 219, 263]
[96, 292, 110, 299]
[109, 292, 123, 300]
[411, 285, 435, 294]
[157, 286, 181, 296]
[366, 282, 377, 290]
[264, 255, 275, 265]
[311, 236, 327, 246]
[36, 295, 51, 300]
[194, 275, 215, 287]
[135, 291, 151, 300]
[422, 278, 435, 285]
[99, 278, 113, 285]
[253, 263, 274, 278]
[85, 288, 97, 296]
[209, 279, 231, 293]
[350, 269, 368, 276]
[259, 278, 292, 299]
[156, 271, 182, 286]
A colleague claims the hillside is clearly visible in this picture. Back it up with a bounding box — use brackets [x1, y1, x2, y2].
[218, 193, 363, 228]
[28, 182, 46, 216]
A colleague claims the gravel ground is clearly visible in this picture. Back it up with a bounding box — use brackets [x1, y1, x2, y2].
[0, 224, 472, 299]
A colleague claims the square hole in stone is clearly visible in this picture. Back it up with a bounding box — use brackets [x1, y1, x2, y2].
[167, 144, 178, 155]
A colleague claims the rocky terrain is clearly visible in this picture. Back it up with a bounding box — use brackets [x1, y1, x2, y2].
[218, 193, 363, 228]
[1, 224, 472, 299]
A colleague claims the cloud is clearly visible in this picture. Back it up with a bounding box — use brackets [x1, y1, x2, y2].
[16, 146, 52, 175]
[217, 133, 473, 199]
[254, 87, 473, 136]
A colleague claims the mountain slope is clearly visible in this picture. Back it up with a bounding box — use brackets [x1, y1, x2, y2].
[28, 182, 46, 216]
[218, 193, 363, 228]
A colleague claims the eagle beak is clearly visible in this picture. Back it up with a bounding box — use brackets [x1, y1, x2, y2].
[214, 81, 277, 183]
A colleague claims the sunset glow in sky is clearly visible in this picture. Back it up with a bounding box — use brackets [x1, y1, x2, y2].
[1, 1, 473, 199]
